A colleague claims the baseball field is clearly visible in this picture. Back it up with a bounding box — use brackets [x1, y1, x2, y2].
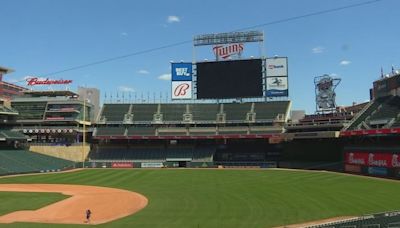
[0, 169, 400, 228]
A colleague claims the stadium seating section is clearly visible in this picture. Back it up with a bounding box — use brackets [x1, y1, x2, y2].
[11, 102, 47, 120]
[313, 211, 400, 228]
[0, 130, 28, 140]
[98, 101, 290, 124]
[0, 104, 17, 114]
[0, 149, 75, 175]
[346, 96, 400, 130]
[89, 145, 215, 162]
[100, 104, 130, 122]
[94, 101, 290, 136]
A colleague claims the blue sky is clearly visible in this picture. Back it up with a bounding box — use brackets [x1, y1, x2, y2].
[1, 0, 399, 113]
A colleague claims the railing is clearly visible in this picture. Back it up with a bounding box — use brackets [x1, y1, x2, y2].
[342, 100, 375, 131]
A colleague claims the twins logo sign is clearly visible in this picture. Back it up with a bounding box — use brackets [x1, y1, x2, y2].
[172, 81, 192, 99]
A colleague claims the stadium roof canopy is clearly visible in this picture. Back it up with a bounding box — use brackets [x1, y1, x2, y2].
[0, 66, 14, 74]
[23, 90, 78, 97]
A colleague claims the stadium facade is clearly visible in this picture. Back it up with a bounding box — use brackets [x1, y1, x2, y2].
[0, 31, 400, 180]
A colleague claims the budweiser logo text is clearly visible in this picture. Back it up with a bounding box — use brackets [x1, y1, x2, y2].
[26, 77, 73, 86]
[213, 43, 244, 59]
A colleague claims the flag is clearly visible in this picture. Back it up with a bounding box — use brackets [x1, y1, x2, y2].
[381, 67, 384, 78]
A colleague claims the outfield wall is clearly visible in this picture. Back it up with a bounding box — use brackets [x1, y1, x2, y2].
[343, 146, 400, 179]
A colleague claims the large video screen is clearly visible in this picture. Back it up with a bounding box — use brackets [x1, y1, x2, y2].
[196, 59, 263, 99]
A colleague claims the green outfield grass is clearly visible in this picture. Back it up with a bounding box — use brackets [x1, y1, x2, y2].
[0, 169, 400, 228]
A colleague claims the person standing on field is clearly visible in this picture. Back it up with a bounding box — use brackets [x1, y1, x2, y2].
[85, 209, 92, 223]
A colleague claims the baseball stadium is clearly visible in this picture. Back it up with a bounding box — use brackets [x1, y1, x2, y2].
[2, 4, 400, 228]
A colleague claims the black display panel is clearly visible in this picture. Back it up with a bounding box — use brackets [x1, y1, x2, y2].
[196, 59, 263, 99]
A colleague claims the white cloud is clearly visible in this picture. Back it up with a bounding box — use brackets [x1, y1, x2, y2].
[137, 69, 149, 75]
[340, 60, 351, 66]
[120, 32, 128, 36]
[118, 86, 135, 92]
[330, 73, 339, 77]
[158, 73, 171, 81]
[167, 15, 180, 23]
[312, 46, 325, 54]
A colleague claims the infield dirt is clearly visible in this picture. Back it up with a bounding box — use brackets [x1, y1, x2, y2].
[0, 184, 148, 225]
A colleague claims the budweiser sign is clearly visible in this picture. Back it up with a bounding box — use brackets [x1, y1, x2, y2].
[26, 77, 73, 86]
[213, 43, 244, 59]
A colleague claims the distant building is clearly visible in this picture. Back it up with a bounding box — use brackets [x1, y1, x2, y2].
[372, 70, 400, 99]
[78, 87, 100, 121]
[290, 110, 305, 123]
[0, 66, 26, 99]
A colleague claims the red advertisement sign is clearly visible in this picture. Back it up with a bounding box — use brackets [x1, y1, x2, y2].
[344, 164, 361, 173]
[111, 162, 133, 168]
[345, 152, 400, 168]
[26, 77, 73, 86]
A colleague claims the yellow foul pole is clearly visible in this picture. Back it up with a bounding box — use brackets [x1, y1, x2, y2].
[82, 98, 86, 168]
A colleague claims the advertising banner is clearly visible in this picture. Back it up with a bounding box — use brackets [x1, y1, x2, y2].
[344, 164, 361, 173]
[368, 166, 388, 176]
[213, 43, 244, 60]
[171, 63, 192, 81]
[141, 162, 164, 168]
[345, 152, 400, 168]
[266, 77, 288, 97]
[111, 162, 133, 168]
[266, 57, 288, 77]
[26, 77, 73, 86]
[172, 81, 192, 99]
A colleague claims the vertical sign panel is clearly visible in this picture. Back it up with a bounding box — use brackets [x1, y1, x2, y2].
[266, 57, 288, 77]
[171, 63, 193, 81]
[266, 77, 288, 97]
[172, 81, 192, 99]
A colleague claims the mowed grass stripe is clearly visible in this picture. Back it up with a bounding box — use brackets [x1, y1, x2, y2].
[1, 169, 400, 228]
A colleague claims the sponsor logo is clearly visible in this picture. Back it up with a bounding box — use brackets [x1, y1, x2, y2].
[392, 154, 400, 167]
[174, 83, 190, 97]
[268, 77, 287, 89]
[213, 43, 244, 59]
[175, 67, 190, 77]
[272, 78, 283, 86]
[141, 162, 163, 168]
[268, 64, 284, 69]
[368, 166, 387, 176]
[111, 162, 133, 168]
[368, 153, 387, 167]
[26, 77, 73, 86]
[348, 153, 365, 165]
